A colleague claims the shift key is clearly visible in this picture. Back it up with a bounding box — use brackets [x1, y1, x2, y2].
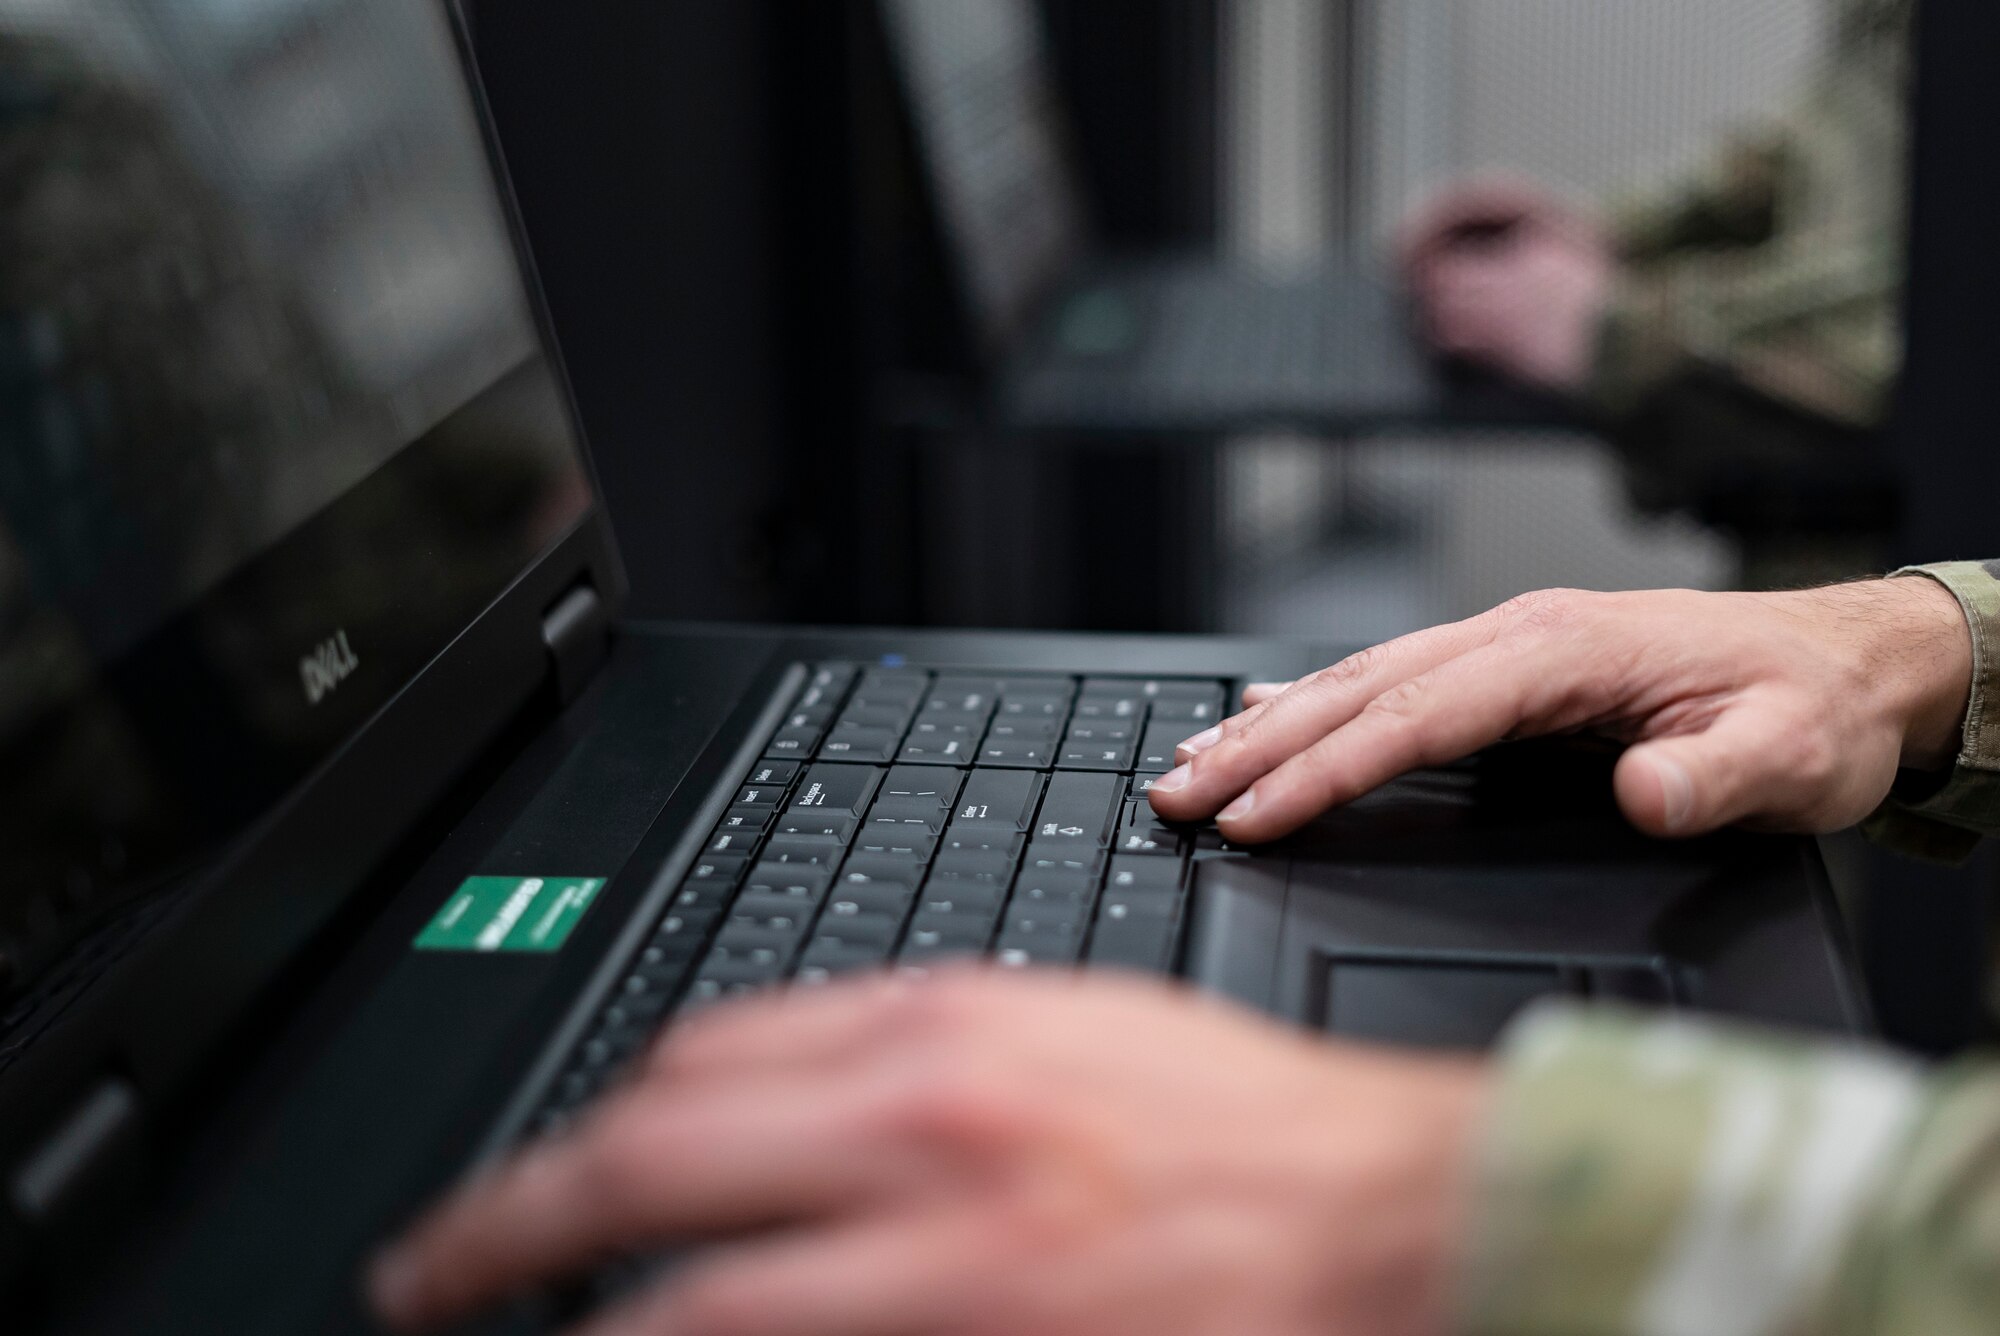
[1031, 771, 1121, 847]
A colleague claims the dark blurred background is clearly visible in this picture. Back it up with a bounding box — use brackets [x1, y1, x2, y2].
[464, 0, 1997, 1053]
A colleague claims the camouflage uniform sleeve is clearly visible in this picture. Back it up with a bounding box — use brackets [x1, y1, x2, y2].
[1862, 563, 2000, 862]
[1589, 0, 1910, 431]
[1456, 1004, 2000, 1336]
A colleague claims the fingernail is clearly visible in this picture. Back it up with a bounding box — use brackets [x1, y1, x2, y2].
[1217, 790, 1257, 823]
[1653, 754, 1694, 833]
[1152, 765, 1192, 795]
[1177, 725, 1223, 757]
[367, 1249, 421, 1326]
[1246, 682, 1289, 695]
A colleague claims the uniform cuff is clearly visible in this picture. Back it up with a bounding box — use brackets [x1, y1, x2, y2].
[1457, 1004, 1920, 1336]
[1864, 566, 2000, 860]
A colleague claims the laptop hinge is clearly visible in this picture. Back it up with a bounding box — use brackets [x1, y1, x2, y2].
[540, 581, 612, 707]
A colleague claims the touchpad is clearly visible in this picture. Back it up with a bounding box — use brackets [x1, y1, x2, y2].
[1316, 958, 1574, 1050]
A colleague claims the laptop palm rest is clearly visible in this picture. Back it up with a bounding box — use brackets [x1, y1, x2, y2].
[1181, 746, 1853, 1049]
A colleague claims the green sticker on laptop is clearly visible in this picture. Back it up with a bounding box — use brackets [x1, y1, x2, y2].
[414, 876, 605, 953]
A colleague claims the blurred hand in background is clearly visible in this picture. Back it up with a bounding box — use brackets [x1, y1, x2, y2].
[1397, 178, 1614, 393]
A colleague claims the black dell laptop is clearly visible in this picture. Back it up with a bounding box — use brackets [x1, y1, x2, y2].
[873, 0, 1573, 436]
[0, 4, 1858, 1333]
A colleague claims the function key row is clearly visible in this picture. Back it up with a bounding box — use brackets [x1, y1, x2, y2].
[768, 668, 1229, 773]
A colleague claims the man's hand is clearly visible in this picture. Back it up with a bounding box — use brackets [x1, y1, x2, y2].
[370, 971, 1485, 1336]
[1397, 178, 1614, 391]
[1151, 580, 1974, 845]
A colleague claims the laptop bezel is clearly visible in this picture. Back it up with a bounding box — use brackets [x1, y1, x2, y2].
[0, 0, 629, 1250]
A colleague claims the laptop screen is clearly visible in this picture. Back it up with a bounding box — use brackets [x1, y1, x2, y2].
[0, 1, 593, 990]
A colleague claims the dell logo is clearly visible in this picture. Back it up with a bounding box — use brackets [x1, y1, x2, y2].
[300, 630, 360, 705]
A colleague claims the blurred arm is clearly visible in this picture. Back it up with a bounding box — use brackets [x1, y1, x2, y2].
[1460, 1005, 2000, 1336]
[1590, 0, 1911, 431]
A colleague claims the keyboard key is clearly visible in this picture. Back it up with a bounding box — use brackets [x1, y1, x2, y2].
[773, 811, 858, 842]
[1065, 721, 1134, 744]
[1098, 886, 1179, 921]
[717, 807, 774, 835]
[1010, 868, 1098, 911]
[978, 739, 1057, 767]
[726, 901, 811, 935]
[797, 938, 889, 978]
[761, 834, 843, 867]
[742, 862, 832, 901]
[868, 767, 963, 828]
[1114, 801, 1183, 856]
[820, 725, 901, 762]
[899, 926, 990, 960]
[899, 722, 980, 766]
[907, 901, 1001, 937]
[734, 784, 787, 809]
[1134, 723, 1191, 773]
[1021, 845, 1104, 877]
[1085, 915, 1178, 972]
[713, 919, 808, 955]
[1150, 680, 1223, 701]
[746, 760, 800, 786]
[837, 704, 916, 730]
[851, 831, 936, 860]
[1071, 692, 1145, 721]
[997, 695, 1072, 719]
[996, 676, 1074, 699]
[1057, 735, 1137, 771]
[790, 765, 884, 817]
[765, 726, 821, 758]
[916, 883, 1008, 916]
[806, 664, 858, 697]
[810, 910, 905, 948]
[683, 854, 748, 885]
[733, 887, 824, 921]
[951, 770, 1044, 833]
[924, 679, 1000, 716]
[1032, 771, 1122, 847]
[1104, 855, 1182, 898]
[931, 831, 1023, 868]
[694, 955, 787, 988]
[838, 851, 929, 890]
[1128, 774, 1164, 801]
[704, 828, 760, 857]
[653, 912, 716, 948]
[986, 718, 1062, 743]
[826, 881, 918, 916]
[993, 918, 1085, 965]
[1150, 694, 1226, 724]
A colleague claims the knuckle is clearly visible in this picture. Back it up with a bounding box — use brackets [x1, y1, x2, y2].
[1364, 677, 1432, 722]
[1785, 726, 1841, 788]
[1498, 587, 1586, 635]
[1318, 644, 1385, 690]
[882, 1058, 1026, 1153]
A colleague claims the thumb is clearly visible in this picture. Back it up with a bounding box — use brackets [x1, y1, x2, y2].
[1613, 710, 1814, 838]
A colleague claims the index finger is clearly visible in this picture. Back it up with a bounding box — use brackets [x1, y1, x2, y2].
[1147, 617, 1493, 824]
[1210, 637, 1595, 843]
[370, 1074, 910, 1330]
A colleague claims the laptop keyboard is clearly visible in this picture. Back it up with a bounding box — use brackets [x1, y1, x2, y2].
[529, 664, 1231, 1134]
